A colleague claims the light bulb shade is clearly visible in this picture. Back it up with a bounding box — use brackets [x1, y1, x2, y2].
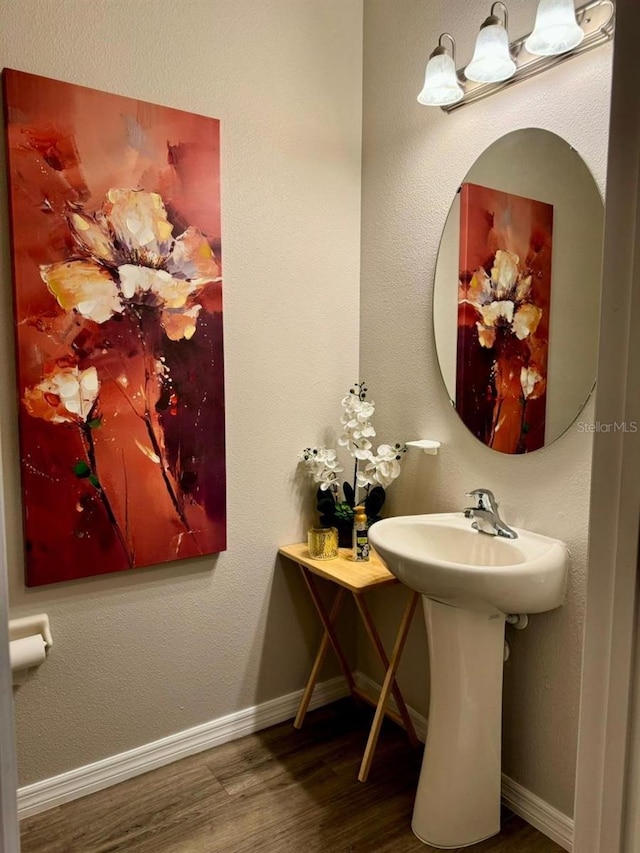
[525, 0, 585, 56]
[465, 23, 516, 83]
[417, 51, 464, 106]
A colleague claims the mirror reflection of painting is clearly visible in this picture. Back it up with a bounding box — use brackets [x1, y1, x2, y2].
[456, 183, 554, 454]
[434, 129, 604, 455]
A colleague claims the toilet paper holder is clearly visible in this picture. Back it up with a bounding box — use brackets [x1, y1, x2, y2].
[9, 613, 53, 649]
[9, 614, 52, 682]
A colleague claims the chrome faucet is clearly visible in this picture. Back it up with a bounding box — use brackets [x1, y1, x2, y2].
[464, 488, 518, 539]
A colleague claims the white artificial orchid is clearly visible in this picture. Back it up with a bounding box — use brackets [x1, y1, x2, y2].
[299, 447, 344, 491]
[357, 444, 405, 489]
[338, 389, 376, 457]
[298, 383, 406, 525]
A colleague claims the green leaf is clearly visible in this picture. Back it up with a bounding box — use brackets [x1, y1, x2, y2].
[88, 474, 101, 489]
[334, 502, 354, 523]
[73, 460, 91, 479]
[87, 417, 103, 430]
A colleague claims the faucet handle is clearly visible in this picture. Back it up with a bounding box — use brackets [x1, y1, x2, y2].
[465, 488, 498, 511]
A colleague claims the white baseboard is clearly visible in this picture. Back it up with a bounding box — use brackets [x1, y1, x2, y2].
[17, 670, 574, 853]
[501, 774, 574, 852]
[17, 675, 348, 820]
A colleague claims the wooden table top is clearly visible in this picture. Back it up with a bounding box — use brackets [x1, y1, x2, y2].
[279, 542, 397, 592]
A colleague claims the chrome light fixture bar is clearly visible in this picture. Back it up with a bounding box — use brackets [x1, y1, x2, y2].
[441, 0, 614, 113]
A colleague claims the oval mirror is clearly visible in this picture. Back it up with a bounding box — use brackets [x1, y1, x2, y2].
[433, 128, 604, 454]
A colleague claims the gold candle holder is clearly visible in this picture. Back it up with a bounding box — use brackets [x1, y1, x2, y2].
[307, 527, 338, 560]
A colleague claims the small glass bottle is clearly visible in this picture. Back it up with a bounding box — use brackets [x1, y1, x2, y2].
[352, 505, 370, 562]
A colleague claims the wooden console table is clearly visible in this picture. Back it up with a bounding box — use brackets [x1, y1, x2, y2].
[279, 542, 419, 782]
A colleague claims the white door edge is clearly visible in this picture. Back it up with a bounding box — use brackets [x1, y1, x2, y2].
[574, 1, 640, 850]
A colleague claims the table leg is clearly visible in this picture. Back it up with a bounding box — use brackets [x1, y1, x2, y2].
[294, 568, 355, 730]
[357, 591, 420, 782]
[354, 591, 419, 746]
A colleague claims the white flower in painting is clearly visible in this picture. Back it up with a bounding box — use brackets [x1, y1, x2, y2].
[23, 366, 100, 425]
[102, 188, 174, 267]
[480, 300, 514, 327]
[165, 227, 222, 286]
[463, 249, 542, 349]
[161, 305, 202, 342]
[512, 303, 542, 341]
[520, 365, 546, 401]
[117, 265, 175, 303]
[491, 248, 519, 299]
[41, 189, 221, 341]
[41, 261, 124, 325]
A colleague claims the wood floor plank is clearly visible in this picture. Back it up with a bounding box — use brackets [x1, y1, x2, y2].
[20, 761, 226, 853]
[20, 700, 565, 853]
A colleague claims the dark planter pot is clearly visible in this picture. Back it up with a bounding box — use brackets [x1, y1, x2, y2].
[336, 523, 353, 549]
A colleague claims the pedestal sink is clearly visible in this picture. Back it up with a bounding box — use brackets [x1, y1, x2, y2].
[368, 512, 568, 849]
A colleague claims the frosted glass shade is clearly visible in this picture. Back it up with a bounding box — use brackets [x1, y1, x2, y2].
[525, 0, 585, 56]
[418, 52, 464, 107]
[465, 23, 516, 83]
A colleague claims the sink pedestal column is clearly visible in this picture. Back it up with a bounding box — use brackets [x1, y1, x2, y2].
[413, 598, 506, 849]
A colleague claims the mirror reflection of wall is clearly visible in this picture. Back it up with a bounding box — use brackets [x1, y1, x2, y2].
[433, 128, 604, 452]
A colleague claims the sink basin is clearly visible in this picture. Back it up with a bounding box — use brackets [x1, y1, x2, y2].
[368, 512, 568, 616]
[368, 512, 569, 849]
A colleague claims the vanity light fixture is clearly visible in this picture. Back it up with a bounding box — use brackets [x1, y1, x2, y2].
[525, 0, 585, 56]
[418, 0, 615, 113]
[417, 33, 464, 107]
[465, 2, 516, 84]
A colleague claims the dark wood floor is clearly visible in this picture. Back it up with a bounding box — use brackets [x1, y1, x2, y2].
[20, 700, 564, 853]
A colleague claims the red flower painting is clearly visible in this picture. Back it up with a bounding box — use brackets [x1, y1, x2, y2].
[456, 183, 553, 454]
[3, 70, 226, 586]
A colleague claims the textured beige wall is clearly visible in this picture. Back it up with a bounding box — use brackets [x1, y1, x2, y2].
[0, 0, 363, 785]
[0, 0, 615, 819]
[360, 0, 611, 818]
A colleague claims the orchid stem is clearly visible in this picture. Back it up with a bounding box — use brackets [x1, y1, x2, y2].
[352, 456, 358, 505]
